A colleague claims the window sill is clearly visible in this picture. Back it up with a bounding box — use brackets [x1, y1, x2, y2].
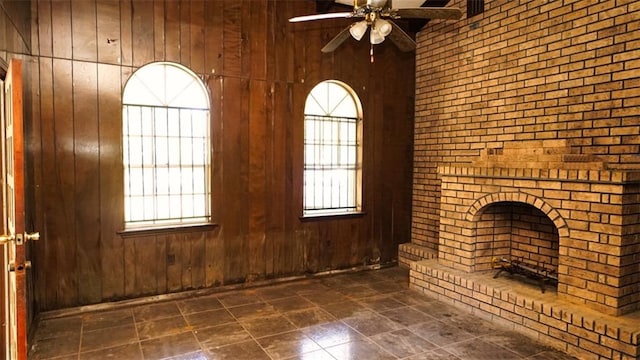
[299, 211, 366, 222]
[118, 222, 218, 237]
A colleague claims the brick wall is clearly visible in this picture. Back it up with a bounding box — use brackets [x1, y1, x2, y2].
[411, 0, 640, 254]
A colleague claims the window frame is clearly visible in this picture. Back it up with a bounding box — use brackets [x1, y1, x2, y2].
[302, 80, 364, 219]
[120, 61, 213, 232]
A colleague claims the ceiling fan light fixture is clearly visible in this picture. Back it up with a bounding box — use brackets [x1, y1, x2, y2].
[376, 19, 392, 37]
[349, 20, 368, 41]
[370, 28, 385, 45]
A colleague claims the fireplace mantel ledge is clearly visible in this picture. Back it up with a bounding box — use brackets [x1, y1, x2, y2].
[437, 165, 640, 184]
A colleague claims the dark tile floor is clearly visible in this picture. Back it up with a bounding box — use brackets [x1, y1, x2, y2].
[29, 267, 576, 360]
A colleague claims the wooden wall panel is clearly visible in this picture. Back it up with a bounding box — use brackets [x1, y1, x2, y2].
[0, 0, 30, 54]
[180, 234, 192, 289]
[36, 58, 55, 308]
[190, 1, 205, 75]
[119, 0, 133, 66]
[50, 1, 71, 59]
[221, 77, 249, 282]
[248, 80, 267, 279]
[96, 0, 121, 65]
[267, 81, 290, 275]
[73, 61, 101, 304]
[164, 0, 180, 63]
[153, 1, 165, 61]
[204, 228, 224, 287]
[179, 0, 191, 67]
[27, 0, 416, 311]
[131, 0, 153, 67]
[249, 1, 267, 80]
[51, 58, 77, 307]
[71, 1, 97, 62]
[154, 235, 167, 293]
[204, 1, 223, 75]
[35, 0, 52, 57]
[222, 1, 242, 77]
[122, 236, 136, 296]
[165, 234, 182, 292]
[98, 63, 124, 299]
[189, 232, 206, 288]
[133, 236, 158, 295]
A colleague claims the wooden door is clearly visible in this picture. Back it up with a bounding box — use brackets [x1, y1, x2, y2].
[2, 58, 31, 360]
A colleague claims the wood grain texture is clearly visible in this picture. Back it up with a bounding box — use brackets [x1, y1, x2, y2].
[0, 0, 31, 54]
[26, 0, 416, 311]
[36, 58, 56, 309]
[119, 0, 133, 66]
[221, 76, 249, 282]
[190, 1, 205, 74]
[50, 1, 72, 59]
[71, 0, 97, 62]
[164, 0, 180, 63]
[96, 0, 121, 65]
[222, 1, 242, 77]
[131, 0, 153, 67]
[153, 0, 165, 61]
[98, 63, 124, 300]
[248, 80, 267, 280]
[73, 61, 101, 304]
[52, 58, 77, 307]
[35, 0, 53, 57]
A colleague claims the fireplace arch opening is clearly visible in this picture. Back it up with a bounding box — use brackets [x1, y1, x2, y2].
[473, 201, 560, 291]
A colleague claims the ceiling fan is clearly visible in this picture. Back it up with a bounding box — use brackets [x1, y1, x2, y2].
[289, 0, 462, 54]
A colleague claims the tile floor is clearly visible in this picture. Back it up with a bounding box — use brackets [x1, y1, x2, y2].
[29, 267, 576, 360]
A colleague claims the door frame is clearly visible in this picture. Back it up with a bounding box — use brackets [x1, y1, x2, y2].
[0, 66, 8, 360]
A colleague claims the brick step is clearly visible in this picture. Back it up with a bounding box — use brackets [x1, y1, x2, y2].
[398, 243, 437, 268]
[410, 259, 640, 360]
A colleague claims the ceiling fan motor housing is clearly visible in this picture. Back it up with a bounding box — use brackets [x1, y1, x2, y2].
[366, 0, 389, 8]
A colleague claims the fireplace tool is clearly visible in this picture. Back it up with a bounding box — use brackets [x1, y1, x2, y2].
[492, 257, 558, 293]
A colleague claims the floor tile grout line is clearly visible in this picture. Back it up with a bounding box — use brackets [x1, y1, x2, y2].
[220, 294, 279, 360]
[135, 301, 156, 360]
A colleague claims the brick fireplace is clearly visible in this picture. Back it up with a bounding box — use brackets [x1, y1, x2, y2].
[401, 140, 640, 359]
[438, 140, 640, 316]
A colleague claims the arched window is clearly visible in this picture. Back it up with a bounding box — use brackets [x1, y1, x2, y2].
[122, 62, 210, 228]
[303, 80, 362, 216]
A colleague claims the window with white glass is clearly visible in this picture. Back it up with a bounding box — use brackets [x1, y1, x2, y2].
[122, 62, 210, 228]
[303, 80, 362, 216]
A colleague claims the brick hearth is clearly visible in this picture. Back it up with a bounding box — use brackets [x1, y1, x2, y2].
[409, 260, 640, 360]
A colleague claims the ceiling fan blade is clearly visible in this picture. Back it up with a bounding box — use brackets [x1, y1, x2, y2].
[394, 7, 463, 20]
[289, 12, 354, 22]
[321, 26, 353, 53]
[387, 21, 415, 52]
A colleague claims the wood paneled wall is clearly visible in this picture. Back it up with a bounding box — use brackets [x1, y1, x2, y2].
[0, 0, 31, 62]
[27, 0, 416, 311]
